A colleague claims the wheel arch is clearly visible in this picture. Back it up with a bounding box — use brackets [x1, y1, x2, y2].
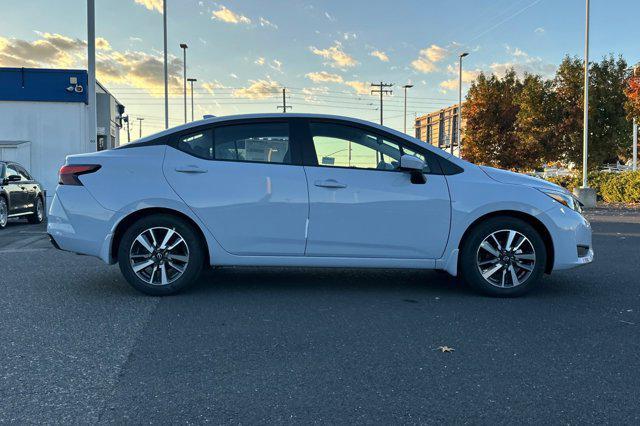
[457, 210, 554, 274]
[110, 207, 210, 266]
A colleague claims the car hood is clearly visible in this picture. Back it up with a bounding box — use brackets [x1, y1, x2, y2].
[479, 166, 567, 193]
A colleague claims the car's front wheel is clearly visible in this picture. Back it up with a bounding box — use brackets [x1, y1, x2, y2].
[0, 197, 8, 229]
[459, 217, 547, 297]
[118, 214, 205, 295]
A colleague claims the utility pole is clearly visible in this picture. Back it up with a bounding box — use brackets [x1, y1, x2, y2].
[458, 52, 469, 157]
[124, 115, 131, 143]
[371, 82, 393, 125]
[402, 84, 413, 134]
[180, 43, 188, 123]
[277, 88, 291, 112]
[137, 117, 144, 139]
[163, 0, 168, 129]
[188, 78, 197, 121]
[87, 0, 97, 150]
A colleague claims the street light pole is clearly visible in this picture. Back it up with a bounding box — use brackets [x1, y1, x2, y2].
[187, 78, 197, 121]
[582, 0, 590, 188]
[458, 52, 469, 157]
[402, 84, 413, 134]
[163, 0, 168, 129]
[180, 43, 188, 123]
[87, 0, 97, 150]
[634, 118, 638, 171]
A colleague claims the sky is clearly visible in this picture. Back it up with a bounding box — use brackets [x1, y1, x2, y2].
[0, 0, 638, 138]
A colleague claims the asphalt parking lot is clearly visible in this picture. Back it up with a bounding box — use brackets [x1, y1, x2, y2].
[1, 206, 639, 424]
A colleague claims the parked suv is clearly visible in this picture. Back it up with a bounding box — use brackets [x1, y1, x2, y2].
[0, 161, 45, 229]
[47, 114, 592, 297]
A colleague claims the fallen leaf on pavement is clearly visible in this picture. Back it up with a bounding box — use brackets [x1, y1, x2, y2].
[436, 346, 455, 353]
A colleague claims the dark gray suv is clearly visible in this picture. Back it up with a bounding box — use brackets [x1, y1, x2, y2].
[0, 161, 45, 229]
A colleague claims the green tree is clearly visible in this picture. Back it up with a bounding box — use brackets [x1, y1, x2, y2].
[515, 74, 561, 166]
[553, 55, 631, 168]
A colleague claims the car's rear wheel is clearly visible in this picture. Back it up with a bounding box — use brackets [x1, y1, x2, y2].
[0, 197, 7, 229]
[118, 214, 204, 295]
[27, 196, 45, 224]
[459, 217, 547, 297]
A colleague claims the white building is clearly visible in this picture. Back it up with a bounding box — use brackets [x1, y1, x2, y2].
[0, 67, 124, 205]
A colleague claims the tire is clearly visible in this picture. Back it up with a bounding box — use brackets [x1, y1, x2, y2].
[0, 197, 7, 229]
[459, 217, 547, 297]
[117, 214, 205, 296]
[27, 196, 45, 224]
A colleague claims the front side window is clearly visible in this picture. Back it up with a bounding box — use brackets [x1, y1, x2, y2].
[16, 166, 31, 180]
[5, 165, 20, 180]
[214, 122, 291, 164]
[309, 122, 432, 172]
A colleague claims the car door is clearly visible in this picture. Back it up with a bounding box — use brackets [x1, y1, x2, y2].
[302, 120, 451, 259]
[15, 165, 37, 211]
[4, 164, 27, 214]
[163, 119, 309, 256]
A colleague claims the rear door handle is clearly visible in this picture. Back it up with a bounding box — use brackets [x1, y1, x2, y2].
[314, 179, 347, 189]
[175, 166, 208, 174]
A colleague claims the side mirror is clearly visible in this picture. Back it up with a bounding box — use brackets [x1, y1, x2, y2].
[400, 154, 426, 185]
[7, 174, 21, 182]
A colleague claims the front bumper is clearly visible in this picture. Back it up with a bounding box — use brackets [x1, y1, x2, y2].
[542, 205, 594, 271]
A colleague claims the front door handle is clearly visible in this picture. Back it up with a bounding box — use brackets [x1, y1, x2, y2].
[314, 179, 347, 189]
[175, 166, 208, 174]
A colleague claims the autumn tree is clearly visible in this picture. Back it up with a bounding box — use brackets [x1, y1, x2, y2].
[515, 74, 562, 165]
[625, 66, 640, 121]
[462, 70, 529, 169]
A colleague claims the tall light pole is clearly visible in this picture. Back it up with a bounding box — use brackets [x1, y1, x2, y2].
[180, 43, 188, 123]
[458, 52, 469, 157]
[163, 0, 168, 129]
[87, 0, 97, 150]
[582, 0, 590, 188]
[402, 84, 413, 134]
[187, 78, 197, 121]
[137, 117, 144, 138]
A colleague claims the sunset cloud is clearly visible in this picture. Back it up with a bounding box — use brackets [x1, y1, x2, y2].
[212, 5, 251, 25]
[305, 71, 344, 83]
[233, 79, 280, 99]
[133, 0, 163, 14]
[411, 44, 448, 74]
[310, 41, 358, 69]
[370, 50, 389, 62]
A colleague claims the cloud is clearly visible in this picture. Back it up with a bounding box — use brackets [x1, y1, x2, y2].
[269, 59, 283, 73]
[490, 47, 557, 78]
[254, 57, 265, 66]
[344, 81, 370, 95]
[305, 71, 344, 83]
[233, 79, 280, 99]
[259, 17, 278, 29]
[134, 0, 163, 13]
[201, 80, 226, 94]
[423, 44, 447, 62]
[310, 41, 358, 69]
[0, 33, 184, 95]
[324, 11, 336, 22]
[301, 86, 329, 103]
[534, 27, 545, 34]
[370, 50, 389, 62]
[411, 44, 449, 74]
[439, 69, 481, 91]
[212, 5, 251, 24]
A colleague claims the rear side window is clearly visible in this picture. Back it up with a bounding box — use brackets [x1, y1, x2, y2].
[177, 130, 213, 159]
[214, 122, 291, 164]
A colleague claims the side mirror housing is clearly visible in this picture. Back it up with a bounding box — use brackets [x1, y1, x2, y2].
[399, 154, 426, 185]
[400, 154, 425, 171]
[7, 174, 21, 182]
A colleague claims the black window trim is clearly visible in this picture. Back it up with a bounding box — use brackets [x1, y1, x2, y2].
[169, 117, 304, 167]
[299, 117, 449, 175]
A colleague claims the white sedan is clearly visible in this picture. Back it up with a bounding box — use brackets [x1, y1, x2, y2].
[48, 114, 592, 296]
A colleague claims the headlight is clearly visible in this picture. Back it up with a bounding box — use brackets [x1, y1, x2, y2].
[538, 188, 582, 213]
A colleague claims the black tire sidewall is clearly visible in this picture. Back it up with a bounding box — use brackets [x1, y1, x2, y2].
[28, 197, 44, 224]
[460, 217, 547, 297]
[0, 197, 7, 229]
[118, 214, 204, 296]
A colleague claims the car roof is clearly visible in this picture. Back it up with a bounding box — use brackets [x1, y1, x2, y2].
[125, 113, 455, 160]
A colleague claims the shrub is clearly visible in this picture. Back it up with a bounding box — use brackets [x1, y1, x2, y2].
[545, 171, 619, 201]
[601, 171, 640, 203]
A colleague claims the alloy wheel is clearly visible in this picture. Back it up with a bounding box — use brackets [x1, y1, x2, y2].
[0, 199, 7, 227]
[36, 198, 44, 222]
[476, 229, 536, 288]
[129, 227, 190, 286]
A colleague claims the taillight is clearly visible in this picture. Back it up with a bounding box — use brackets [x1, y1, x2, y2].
[58, 164, 101, 185]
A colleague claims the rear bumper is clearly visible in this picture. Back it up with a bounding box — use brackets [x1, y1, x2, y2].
[47, 185, 116, 263]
